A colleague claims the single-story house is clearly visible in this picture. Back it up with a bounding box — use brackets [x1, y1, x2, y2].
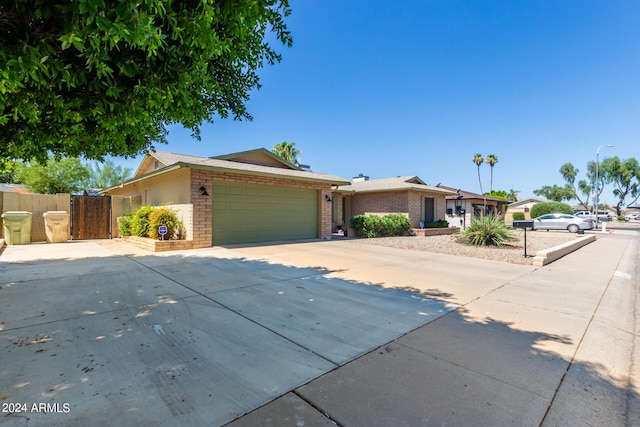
[503, 198, 544, 222]
[332, 175, 456, 232]
[438, 185, 510, 229]
[102, 148, 349, 247]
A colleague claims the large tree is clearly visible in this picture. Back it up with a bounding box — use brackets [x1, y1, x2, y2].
[485, 154, 498, 193]
[88, 159, 132, 188]
[600, 156, 640, 215]
[533, 184, 574, 202]
[558, 162, 593, 210]
[15, 156, 91, 194]
[472, 153, 484, 195]
[0, 159, 20, 183]
[0, 0, 292, 162]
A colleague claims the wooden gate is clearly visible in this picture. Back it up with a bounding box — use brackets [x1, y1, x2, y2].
[71, 195, 111, 240]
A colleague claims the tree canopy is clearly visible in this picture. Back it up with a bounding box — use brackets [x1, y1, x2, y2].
[88, 159, 132, 188]
[0, 0, 292, 162]
[15, 156, 91, 194]
[533, 184, 574, 202]
[600, 156, 640, 215]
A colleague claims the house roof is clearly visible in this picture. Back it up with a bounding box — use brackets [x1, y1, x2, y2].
[117, 148, 349, 192]
[437, 185, 509, 203]
[0, 183, 31, 194]
[506, 197, 545, 208]
[337, 176, 455, 195]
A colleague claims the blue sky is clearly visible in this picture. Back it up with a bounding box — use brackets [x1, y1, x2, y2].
[116, 0, 639, 203]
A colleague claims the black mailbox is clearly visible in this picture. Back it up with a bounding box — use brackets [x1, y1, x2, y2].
[513, 220, 534, 229]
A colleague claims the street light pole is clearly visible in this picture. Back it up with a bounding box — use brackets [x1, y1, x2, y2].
[595, 144, 614, 229]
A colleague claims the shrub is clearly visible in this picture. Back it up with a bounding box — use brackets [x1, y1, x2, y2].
[423, 219, 449, 228]
[349, 213, 411, 238]
[617, 215, 626, 221]
[130, 206, 155, 237]
[463, 214, 516, 246]
[512, 212, 525, 221]
[530, 201, 573, 218]
[118, 212, 133, 237]
[149, 208, 183, 240]
[383, 213, 411, 236]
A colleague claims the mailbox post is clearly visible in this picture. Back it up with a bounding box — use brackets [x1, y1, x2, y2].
[513, 220, 534, 257]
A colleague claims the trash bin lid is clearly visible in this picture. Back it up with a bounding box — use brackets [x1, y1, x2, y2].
[2, 211, 33, 219]
[43, 211, 70, 218]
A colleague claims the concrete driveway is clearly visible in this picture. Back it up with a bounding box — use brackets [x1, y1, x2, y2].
[1, 232, 637, 426]
[0, 239, 511, 427]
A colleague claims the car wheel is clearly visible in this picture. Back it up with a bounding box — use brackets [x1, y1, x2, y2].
[568, 224, 579, 233]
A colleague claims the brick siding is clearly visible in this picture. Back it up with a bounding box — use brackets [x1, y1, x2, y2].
[351, 190, 447, 228]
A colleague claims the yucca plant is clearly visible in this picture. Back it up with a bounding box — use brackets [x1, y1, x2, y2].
[463, 214, 516, 246]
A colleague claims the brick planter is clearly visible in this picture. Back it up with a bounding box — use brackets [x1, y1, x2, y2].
[122, 236, 193, 252]
[411, 227, 460, 237]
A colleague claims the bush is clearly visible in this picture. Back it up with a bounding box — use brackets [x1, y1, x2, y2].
[149, 208, 183, 240]
[383, 213, 412, 236]
[463, 214, 516, 246]
[423, 219, 449, 228]
[349, 213, 411, 238]
[118, 212, 133, 237]
[130, 206, 155, 237]
[512, 212, 525, 221]
[617, 215, 626, 221]
[530, 201, 573, 218]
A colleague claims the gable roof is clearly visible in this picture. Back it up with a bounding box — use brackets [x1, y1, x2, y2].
[119, 148, 349, 191]
[337, 176, 455, 195]
[437, 185, 509, 203]
[506, 197, 545, 208]
[212, 148, 300, 170]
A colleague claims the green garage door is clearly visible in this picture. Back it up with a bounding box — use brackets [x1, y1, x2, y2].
[212, 182, 318, 245]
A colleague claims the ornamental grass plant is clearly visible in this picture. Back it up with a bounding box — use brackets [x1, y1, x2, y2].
[463, 214, 516, 246]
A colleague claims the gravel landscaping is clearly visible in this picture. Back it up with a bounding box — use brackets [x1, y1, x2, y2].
[346, 230, 581, 265]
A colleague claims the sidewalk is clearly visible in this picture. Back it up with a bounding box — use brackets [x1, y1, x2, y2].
[228, 232, 640, 426]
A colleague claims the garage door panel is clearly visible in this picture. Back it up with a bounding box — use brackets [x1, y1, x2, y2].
[213, 182, 318, 245]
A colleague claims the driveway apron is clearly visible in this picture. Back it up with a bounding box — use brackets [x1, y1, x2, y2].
[1, 241, 456, 426]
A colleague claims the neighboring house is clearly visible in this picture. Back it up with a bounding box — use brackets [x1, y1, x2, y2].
[438, 185, 510, 229]
[101, 148, 349, 247]
[0, 183, 31, 194]
[503, 198, 545, 222]
[332, 175, 456, 232]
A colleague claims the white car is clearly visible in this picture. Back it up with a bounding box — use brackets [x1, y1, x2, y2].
[532, 213, 594, 233]
[624, 213, 640, 221]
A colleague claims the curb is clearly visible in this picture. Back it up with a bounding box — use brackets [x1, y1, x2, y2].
[532, 235, 596, 266]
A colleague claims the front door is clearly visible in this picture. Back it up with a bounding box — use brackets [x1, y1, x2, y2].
[424, 197, 435, 222]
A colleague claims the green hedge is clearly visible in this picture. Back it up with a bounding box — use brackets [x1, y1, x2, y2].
[423, 219, 449, 228]
[512, 212, 525, 221]
[349, 213, 411, 238]
[530, 202, 573, 218]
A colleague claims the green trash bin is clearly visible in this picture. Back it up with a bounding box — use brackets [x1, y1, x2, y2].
[2, 211, 32, 245]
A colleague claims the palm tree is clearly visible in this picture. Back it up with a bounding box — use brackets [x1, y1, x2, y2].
[272, 141, 301, 165]
[472, 153, 484, 195]
[485, 154, 498, 193]
[507, 188, 520, 202]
